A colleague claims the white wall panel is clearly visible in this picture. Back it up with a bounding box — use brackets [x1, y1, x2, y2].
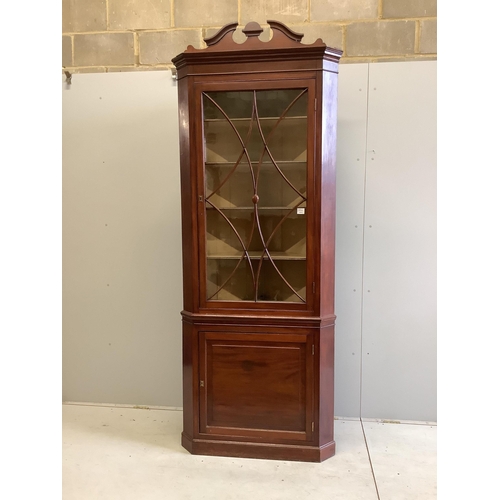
[62, 72, 183, 406]
[62, 62, 437, 421]
[334, 64, 369, 418]
[361, 62, 437, 421]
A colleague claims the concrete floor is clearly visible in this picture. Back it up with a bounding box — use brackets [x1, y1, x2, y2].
[62, 404, 436, 499]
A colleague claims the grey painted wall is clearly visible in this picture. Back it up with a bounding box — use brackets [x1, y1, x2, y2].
[62, 72, 183, 407]
[360, 62, 437, 421]
[62, 61, 436, 421]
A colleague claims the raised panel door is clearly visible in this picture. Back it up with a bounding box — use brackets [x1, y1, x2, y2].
[199, 331, 314, 442]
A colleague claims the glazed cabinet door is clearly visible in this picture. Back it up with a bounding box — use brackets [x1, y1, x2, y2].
[196, 79, 317, 312]
[199, 331, 314, 442]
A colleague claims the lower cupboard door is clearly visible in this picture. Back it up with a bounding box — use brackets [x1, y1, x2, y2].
[199, 331, 314, 442]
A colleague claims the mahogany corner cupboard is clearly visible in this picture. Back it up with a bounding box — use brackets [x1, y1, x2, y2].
[172, 20, 342, 462]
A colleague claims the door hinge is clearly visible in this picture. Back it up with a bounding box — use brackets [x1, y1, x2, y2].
[312, 282, 316, 294]
[312, 345, 315, 355]
[312, 422, 315, 432]
[200, 380, 204, 387]
[314, 98, 317, 111]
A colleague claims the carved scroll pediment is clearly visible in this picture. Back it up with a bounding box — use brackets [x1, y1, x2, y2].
[172, 20, 342, 68]
[188, 20, 329, 52]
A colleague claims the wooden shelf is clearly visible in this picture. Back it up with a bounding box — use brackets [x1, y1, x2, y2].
[207, 252, 306, 260]
[205, 161, 306, 166]
[205, 206, 305, 210]
[204, 115, 307, 122]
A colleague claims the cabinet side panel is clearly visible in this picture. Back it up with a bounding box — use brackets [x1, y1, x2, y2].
[319, 325, 335, 445]
[178, 78, 196, 312]
[318, 70, 339, 317]
[182, 322, 196, 439]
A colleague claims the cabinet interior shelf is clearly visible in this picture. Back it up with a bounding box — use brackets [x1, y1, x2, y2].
[207, 252, 306, 260]
[206, 206, 305, 210]
[204, 116, 307, 122]
[205, 161, 306, 166]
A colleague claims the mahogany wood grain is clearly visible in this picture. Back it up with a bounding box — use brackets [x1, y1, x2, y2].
[181, 311, 336, 328]
[319, 325, 335, 445]
[176, 79, 195, 312]
[318, 69, 338, 317]
[181, 321, 194, 439]
[173, 20, 341, 462]
[182, 434, 336, 463]
[199, 331, 312, 440]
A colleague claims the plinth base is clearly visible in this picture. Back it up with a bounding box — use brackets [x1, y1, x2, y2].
[182, 433, 336, 463]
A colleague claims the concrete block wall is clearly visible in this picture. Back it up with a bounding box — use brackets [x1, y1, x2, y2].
[62, 0, 436, 73]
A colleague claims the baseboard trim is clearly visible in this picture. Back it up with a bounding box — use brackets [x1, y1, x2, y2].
[62, 403, 436, 426]
[62, 401, 183, 411]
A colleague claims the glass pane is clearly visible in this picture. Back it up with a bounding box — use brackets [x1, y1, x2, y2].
[203, 89, 308, 303]
[257, 260, 306, 302]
